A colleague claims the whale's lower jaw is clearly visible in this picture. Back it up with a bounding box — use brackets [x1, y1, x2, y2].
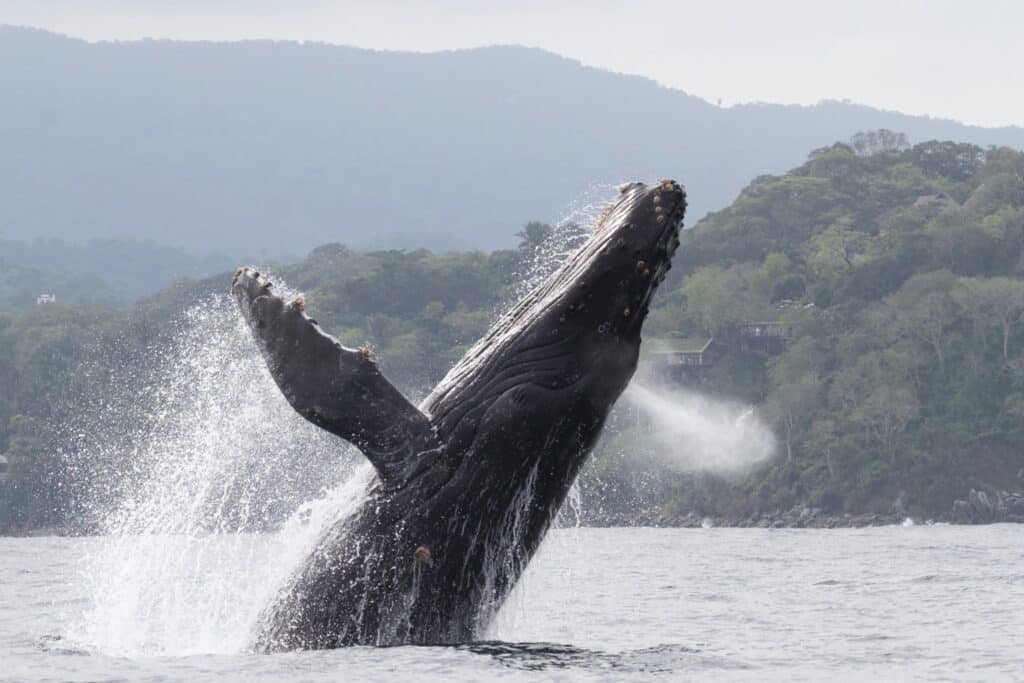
[236, 180, 685, 649]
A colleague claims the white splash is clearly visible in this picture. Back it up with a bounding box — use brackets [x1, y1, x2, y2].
[66, 293, 372, 656]
[623, 381, 777, 476]
[511, 183, 614, 300]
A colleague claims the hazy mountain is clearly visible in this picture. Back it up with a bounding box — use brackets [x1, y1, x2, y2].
[3, 25, 1024, 256]
[0, 237, 236, 308]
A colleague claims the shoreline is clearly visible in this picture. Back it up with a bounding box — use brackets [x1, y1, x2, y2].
[584, 488, 1024, 528]
[581, 512, 931, 529]
[5, 490, 1022, 536]
[5, 520, 1023, 539]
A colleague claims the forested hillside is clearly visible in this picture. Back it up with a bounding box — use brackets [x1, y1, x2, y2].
[2, 134, 1023, 531]
[627, 133, 1024, 521]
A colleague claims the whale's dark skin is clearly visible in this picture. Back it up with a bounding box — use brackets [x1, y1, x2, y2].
[232, 180, 686, 650]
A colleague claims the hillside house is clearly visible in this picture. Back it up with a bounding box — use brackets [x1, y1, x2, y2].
[738, 321, 791, 355]
[643, 337, 715, 383]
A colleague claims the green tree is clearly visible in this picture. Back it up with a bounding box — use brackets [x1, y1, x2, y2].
[850, 384, 918, 463]
[849, 129, 910, 157]
[515, 222, 554, 251]
[805, 217, 870, 276]
[805, 418, 840, 480]
[751, 252, 805, 301]
[872, 271, 960, 375]
[764, 338, 825, 462]
[956, 276, 1024, 359]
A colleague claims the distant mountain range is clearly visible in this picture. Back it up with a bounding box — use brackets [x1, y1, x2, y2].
[3, 25, 1024, 257]
[0, 237, 235, 309]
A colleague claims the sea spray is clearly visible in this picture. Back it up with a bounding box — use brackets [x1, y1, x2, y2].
[61, 187, 612, 653]
[622, 381, 776, 475]
[66, 291, 373, 655]
[509, 183, 613, 301]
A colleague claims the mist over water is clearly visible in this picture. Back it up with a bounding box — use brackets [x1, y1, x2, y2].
[623, 382, 777, 476]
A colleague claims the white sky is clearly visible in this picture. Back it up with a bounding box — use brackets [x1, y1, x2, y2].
[2, 0, 1022, 128]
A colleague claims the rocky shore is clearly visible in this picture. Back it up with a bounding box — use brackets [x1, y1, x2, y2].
[948, 488, 1024, 524]
[581, 489, 1024, 528]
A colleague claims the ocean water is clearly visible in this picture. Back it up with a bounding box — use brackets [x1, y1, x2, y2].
[1, 525, 1021, 682]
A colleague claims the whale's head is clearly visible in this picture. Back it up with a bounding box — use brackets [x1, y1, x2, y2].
[423, 180, 685, 488]
[546, 179, 686, 346]
[516, 179, 686, 401]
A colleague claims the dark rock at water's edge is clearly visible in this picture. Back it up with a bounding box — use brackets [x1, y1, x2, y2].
[948, 489, 1024, 524]
[581, 508, 909, 529]
[580, 489, 1024, 528]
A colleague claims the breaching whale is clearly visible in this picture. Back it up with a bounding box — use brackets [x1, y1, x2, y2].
[232, 180, 686, 650]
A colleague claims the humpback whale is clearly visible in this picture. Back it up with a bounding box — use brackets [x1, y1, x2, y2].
[232, 180, 686, 650]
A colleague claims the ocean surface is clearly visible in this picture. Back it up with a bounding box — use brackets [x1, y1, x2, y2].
[1, 525, 1021, 682]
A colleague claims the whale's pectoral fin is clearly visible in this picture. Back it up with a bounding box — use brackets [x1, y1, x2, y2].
[231, 267, 438, 479]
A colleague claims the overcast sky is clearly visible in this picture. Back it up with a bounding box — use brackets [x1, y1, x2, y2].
[2, 0, 1021, 128]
